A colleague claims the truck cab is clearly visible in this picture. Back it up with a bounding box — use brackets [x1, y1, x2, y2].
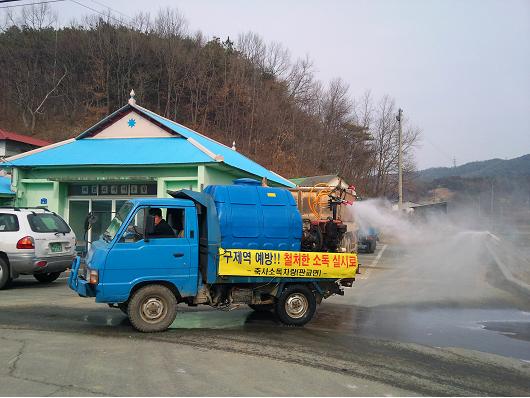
[72, 198, 200, 300]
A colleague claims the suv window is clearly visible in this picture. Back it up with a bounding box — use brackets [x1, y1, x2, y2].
[0, 213, 19, 232]
[27, 213, 71, 233]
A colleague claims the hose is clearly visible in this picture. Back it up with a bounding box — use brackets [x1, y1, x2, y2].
[308, 183, 333, 219]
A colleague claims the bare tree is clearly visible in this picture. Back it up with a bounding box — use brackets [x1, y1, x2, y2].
[287, 55, 315, 104]
[237, 31, 266, 69]
[132, 12, 152, 33]
[367, 95, 420, 197]
[352, 90, 374, 130]
[264, 41, 291, 78]
[154, 7, 188, 38]
[20, 3, 57, 29]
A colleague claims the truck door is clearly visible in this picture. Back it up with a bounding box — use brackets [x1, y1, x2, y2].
[103, 206, 198, 300]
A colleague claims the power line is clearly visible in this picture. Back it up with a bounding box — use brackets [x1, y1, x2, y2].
[87, 0, 131, 21]
[69, 0, 133, 27]
[1, 0, 134, 28]
[422, 135, 454, 166]
[0, 0, 64, 8]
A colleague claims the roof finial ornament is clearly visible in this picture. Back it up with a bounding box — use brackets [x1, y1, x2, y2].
[129, 89, 136, 105]
[231, 141, 236, 151]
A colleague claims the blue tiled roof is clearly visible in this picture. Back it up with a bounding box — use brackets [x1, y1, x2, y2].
[4, 138, 213, 167]
[0, 176, 14, 195]
[2, 104, 294, 187]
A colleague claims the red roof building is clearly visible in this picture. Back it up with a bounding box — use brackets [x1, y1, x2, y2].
[0, 128, 50, 157]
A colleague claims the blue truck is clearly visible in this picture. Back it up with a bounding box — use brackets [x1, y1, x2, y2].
[68, 179, 358, 332]
[357, 226, 378, 253]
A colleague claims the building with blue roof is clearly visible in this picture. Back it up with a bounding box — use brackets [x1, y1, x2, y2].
[0, 91, 294, 243]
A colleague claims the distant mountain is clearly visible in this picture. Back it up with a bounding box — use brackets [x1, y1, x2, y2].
[417, 154, 530, 181]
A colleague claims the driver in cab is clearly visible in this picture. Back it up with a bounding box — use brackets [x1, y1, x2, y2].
[148, 208, 175, 238]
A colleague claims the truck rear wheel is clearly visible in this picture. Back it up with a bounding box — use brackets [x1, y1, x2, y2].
[128, 284, 177, 333]
[275, 284, 316, 326]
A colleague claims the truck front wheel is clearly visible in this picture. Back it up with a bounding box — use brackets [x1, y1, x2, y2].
[128, 285, 177, 332]
[275, 284, 316, 326]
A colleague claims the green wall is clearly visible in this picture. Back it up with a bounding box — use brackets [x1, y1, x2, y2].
[202, 165, 241, 188]
[17, 180, 60, 212]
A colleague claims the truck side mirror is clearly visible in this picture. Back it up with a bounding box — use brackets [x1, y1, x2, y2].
[145, 214, 155, 241]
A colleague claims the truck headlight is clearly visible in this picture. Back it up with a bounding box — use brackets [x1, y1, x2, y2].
[88, 269, 99, 285]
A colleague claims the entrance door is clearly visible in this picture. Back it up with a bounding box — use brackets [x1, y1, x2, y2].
[69, 200, 89, 251]
[91, 200, 113, 242]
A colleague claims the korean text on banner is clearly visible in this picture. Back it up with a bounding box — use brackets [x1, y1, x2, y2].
[218, 248, 358, 278]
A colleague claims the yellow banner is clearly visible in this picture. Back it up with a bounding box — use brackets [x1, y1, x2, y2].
[218, 248, 358, 279]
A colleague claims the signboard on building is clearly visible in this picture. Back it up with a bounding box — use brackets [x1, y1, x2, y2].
[68, 183, 157, 197]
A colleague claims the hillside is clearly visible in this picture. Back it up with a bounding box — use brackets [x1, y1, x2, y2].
[0, 6, 422, 198]
[418, 154, 530, 181]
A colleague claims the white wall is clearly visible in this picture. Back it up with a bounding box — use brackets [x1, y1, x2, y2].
[89, 111, 174, 139]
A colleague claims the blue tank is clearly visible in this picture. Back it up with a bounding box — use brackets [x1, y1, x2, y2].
[203, 179, 302, 251]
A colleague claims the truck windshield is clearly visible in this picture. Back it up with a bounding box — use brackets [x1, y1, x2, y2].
[103, 201, 133, 242]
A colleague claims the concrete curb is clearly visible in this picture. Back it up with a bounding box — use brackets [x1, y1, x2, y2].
[487, 234, 530, 296]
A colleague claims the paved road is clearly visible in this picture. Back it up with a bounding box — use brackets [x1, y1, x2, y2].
[328, 238, 530, 361]
[1, 240, 529, 396]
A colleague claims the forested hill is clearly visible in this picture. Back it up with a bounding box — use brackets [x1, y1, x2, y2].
[0, 7, 420, 197]
[418, 154, 530, 181]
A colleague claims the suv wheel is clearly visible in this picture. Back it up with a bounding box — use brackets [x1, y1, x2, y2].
[0, 257, 12, 290]
[34, 272, 61, 283]
[128, 284, 177, 332]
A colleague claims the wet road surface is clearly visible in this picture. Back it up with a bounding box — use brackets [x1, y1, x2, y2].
[323, 240, 530, 362]
[1, 238, 530, 395]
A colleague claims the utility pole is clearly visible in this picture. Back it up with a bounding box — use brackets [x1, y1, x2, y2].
[396, 108, 403, 209]
[490, 180, 494, 216]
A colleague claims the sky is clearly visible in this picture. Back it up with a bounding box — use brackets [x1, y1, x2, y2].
[4, 0, 529, 169]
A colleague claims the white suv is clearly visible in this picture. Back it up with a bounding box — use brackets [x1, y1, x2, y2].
[0, 207, 76, 289]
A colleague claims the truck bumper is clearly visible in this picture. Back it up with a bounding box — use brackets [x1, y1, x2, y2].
[9, 252, 75, 278]
[67, 257, 96, 298]
[339, 278, 355, 287]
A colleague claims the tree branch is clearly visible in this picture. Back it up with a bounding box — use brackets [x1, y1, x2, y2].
[34, 67, 68, 115]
